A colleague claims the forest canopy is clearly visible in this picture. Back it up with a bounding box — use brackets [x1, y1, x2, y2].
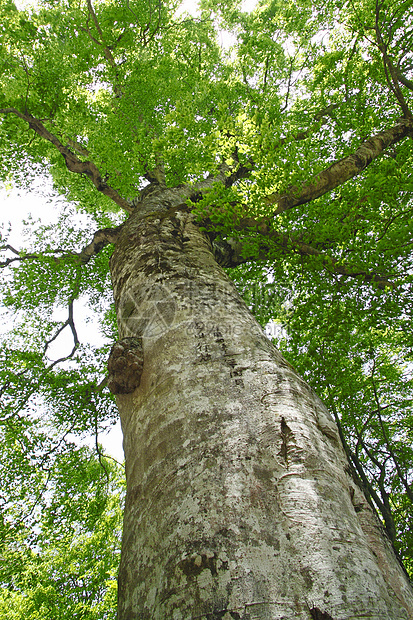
[0, 0, 413, 616]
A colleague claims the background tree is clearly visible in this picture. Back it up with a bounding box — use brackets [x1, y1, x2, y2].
[0, 451, 123, 619]
[1, 0, 413, 618]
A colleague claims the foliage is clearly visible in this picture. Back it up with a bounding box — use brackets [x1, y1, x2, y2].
[0, 445, 123, 619]
[0, 0, 413, 614]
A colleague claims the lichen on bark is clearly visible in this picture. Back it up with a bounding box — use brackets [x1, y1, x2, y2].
[108, 194, 413, 620]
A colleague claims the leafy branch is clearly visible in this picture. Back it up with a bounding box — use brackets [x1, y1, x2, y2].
[327, 386, 398, 547]
[369, 360, 413, 505]
[265, 119, 413, 214]
[0, 108, 133, 213]
[374, 0, 413, 119]
[207, 217, 395, 289]
[0, 244, 67, 267]
[0, 224, 124, 268]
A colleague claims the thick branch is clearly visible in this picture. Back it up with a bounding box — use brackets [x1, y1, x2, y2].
[265, 119, 413, 214]
[394, 64, 413, 92]
[0, 108, 133, 214]
[77, 224, 124, 263]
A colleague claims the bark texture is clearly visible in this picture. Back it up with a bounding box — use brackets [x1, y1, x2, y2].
[265, 119, 413, 213]
[109, 192, 413, 620]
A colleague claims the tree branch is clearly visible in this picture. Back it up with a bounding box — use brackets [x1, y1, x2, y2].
[1, 225, 124, 268]
[0, 244, 69, 267]
[265, 119, 413, 214]
[374, 0, 413, 120]
[44, 301, 78, 356]
[83, 0, 124, 99]
[208, 221, 395, 289]
[0, 108, 133, 214]
[369, 362, 413, 505]
[77, 224, 124, 264]
[220, 102, 343, 179]
[394, 64, 413, 92]
[275, 102, 342, 146]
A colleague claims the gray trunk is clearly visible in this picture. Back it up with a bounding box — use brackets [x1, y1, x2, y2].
[109, 193, 413, 620]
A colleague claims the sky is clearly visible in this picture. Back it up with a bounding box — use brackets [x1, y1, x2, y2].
[0, 186, 126, 460]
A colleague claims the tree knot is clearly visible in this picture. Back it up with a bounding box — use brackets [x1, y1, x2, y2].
[107, 337, 144, 395]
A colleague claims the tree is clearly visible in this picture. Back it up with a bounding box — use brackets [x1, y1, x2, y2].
[0, 452, 123, 620]
[1, 0, 413, 617]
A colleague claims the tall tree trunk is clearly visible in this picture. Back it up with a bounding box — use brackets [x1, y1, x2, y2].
[109, 194, 413, 620]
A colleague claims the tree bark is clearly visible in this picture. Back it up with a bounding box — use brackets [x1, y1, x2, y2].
[109, 191, 413, 620]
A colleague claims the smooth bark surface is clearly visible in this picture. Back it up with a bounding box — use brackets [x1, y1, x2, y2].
[109, 192, 413, 620]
